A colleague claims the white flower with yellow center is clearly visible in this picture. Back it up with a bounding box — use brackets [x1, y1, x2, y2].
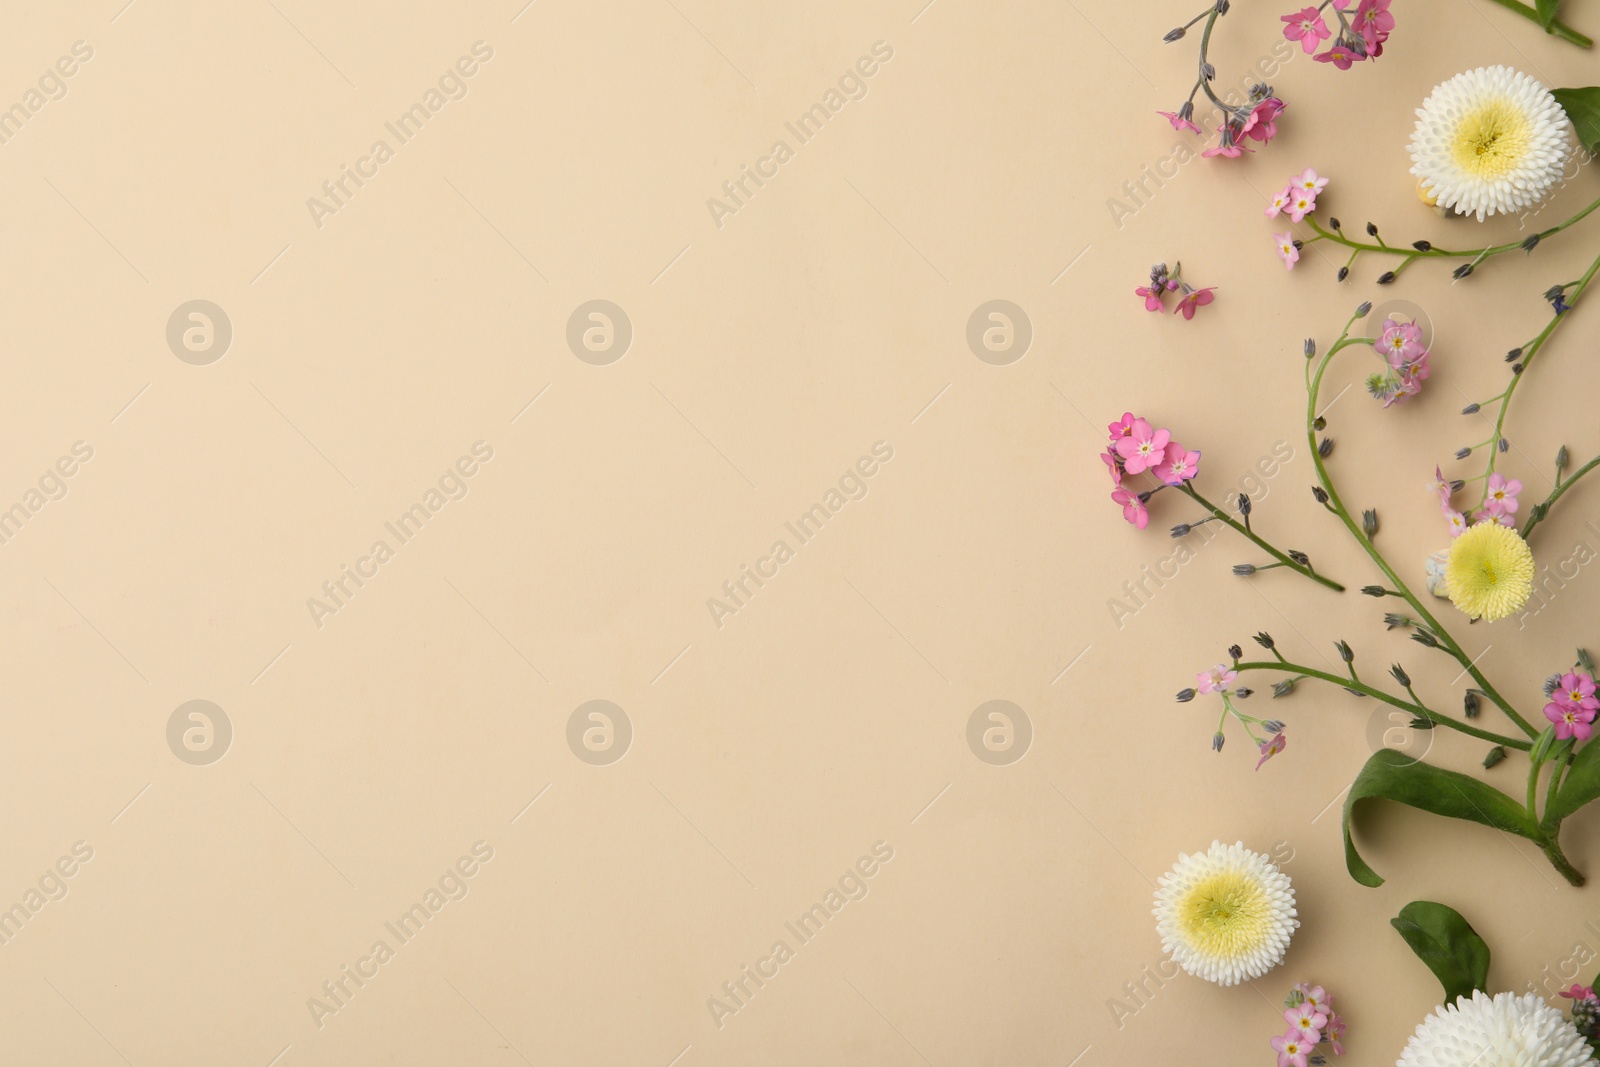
[1152, 840, 1297, 986]
[1409, 66, 1572, 221]
[1398, 990, 1596, 1067]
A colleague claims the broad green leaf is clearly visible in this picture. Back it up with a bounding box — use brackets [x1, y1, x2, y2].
[1343, 749, 1539, 887]
[1554, 87, 1600, 153]
[1391, 901, 1491, 1003]
[1547, 739, 1600, 826]
[1538, 0, 1562, 29]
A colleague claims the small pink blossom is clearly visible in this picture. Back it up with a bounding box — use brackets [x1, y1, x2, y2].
[1196, 664, 1237, 694]
[1281, 7, 1331, 53]
[1114, 419, 1170, 474]
[1108, 412, 1138, 442]
[1274, 232, 1300, 269]
[1545, 699, 1596, 741]
[1376, 318, 1424, 364]
[1315, 42, 1363, 69]
[1242, 98, 1286, 143]
[1111, 487, 1148, 530]
[1256, 731, 1287, 770]
[1354, 0, 1395, 52]
[1174, 287, 1216, 319]
[1291, 168, 1329, 195]
[1323, 1013, 1346, 1056]
[1158, 110, 1201, 134]
[1283, 1004, 1326, 1041]
[1557, 671, 1599, 712]
[1445, 510, 1468, 538]
[1266, 185, 1293, 219]
[1428, 466, 1454, 505]
[1561, 984, 1596, 1000]
[1202, 135, 1250, 159]
[1271, 1026, 1312, 1067]
[1102, 448, 1122, 487]
[1295, 984, 1332, 1013]
[1154, 442, 1201, 485]
[1286, 190, 1318, 223]
[1485, 473, 1522, 516]
[1135, 284, 1166, 312]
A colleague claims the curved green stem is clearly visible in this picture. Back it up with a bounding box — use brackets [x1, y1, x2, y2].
[1541, 836, 1586, 886]
[1523, 454, 1600, 540]
[1178, 484, 1345, 591]
[1308, 319, 1538, 739]
[1473, 248, 1600, 511]
[1303, 194, 1600, 277]
[1234, 660, 1530, 749]
[1483, 0, 1594, 47]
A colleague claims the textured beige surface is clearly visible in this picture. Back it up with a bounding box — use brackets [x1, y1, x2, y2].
[2, 0, 1600, 1063]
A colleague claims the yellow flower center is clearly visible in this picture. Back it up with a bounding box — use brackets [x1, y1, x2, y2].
[1450, 98, 1532, 181]
[1177, 871, 1270, 960]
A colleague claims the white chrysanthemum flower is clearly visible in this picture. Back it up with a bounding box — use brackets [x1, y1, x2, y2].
[1398, 990, 1597, 1067]
[1152, 840, 1297, 986]
[1408, 66, 1572, 221]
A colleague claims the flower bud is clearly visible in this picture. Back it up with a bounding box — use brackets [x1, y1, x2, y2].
[1336, 266, 1349, 282]
[1202, 61, 1215, 80]
[1557, 445, 1570, 471]
[1455, 447, 1472, 460]
[1464, 691, 1479, 718]
[1483, 746, 1507, 769]
[1228, 644, 1242, 661]
[1498, 438, 1509, 453]
[1383, 612, 1411, 630]
[1212, 732, 1225, 751]
[1412, 240, 1432, 252]
[1170, 523, 1192, 537]
[1453, 263, 1474, 279]
[1318, 438, 1334, 458]
[1522, 233, 1541, 252]
[1335, 639, 1354, 663]
[1355, 301, 1371, 317]
[1253, 631, 1275, 649]
[1506, 347, 1523, 362]
[1312, 485, 1329, 504]
[1313, 416, 1326, 430]
[1329, 217, 1342, 231]
[1409, 717, 1434, 730]
[1233, 563, 1256, 575]
[1366, 222, 1378, 237]
[1303, 338, 1316, 357]
[1545, 284, 1566, 302]
[1235, 687, 1253, 698]
[1377, 271, 1396, 285]
[1362, 509, 1378, 536]
[1177, 688, 1197, 702]
[1164, 25, 1187, 41]
[1462, 403, 1480, 414]
[1390, 663, 1411, 687]
[1262, 719, 1283, 733]
[1361, 585, 1386, 597]
[1272, 679, 1296, 698]
[1288, 550, 1310, 566]
[1411, 629, 1439, 648]
[1238, 493, 1252, 516]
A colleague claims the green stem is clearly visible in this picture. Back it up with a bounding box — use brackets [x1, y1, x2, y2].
[1304, 193, 1600, 276]
[1308, 321, 1538, 739]
[1482, 0, 1594, 47]
[1523, 454, 1600, 540]
[1178, 484, 1345, 591]
[1234, 660, 1531, 749]
[1541, 835, 1586, 886]
[1472, 249, 1600, 510]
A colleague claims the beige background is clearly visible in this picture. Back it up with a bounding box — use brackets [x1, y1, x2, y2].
[1, 0, 1599, 1062]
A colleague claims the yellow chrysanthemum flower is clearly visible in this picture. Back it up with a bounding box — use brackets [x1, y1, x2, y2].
[1446, 521, 1535, 621]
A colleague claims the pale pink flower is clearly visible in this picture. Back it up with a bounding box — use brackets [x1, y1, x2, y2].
[1274, 232, 1300, 269]
[1315, 42, 1363, 69]
[1256, 731, 1287, 770]
[1557, 671, 1599, 712]
[1485, 473, 1522, 516]
[1102, 448, 1122, 487]
[1445, 510, 1468, 538]
[1108, 412, 1138, 442]
[1196, 664, 1237, 694]
[1111, 487, 1148, 529]
[1376, 318, 1424, 364]
[1353, 0, 1395, 51]
[1266, 185, 1293, 219]
[1174, 287, 1216, 320]
[1286, 190, 1318, 223]
[1546, 699, 1596, 741]
[1283, 1004, 1326, 1042]
[1428, 466, 1454, 504]
[1242, 98, 1286, 143]
[1272, 1027, 1311, 1067]
[1291, 168, 1329, 195]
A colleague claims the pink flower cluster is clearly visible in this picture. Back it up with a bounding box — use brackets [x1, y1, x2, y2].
[1105, 413, 1202, 529]
[1135, 262, 1216, 319]
[1365, 316, 1431, 407]
[1282, 0, 1394, 68]
[1158, 93, 1285, 160]
[1545, 670, 1599, 741]
[1266, 168, 1328, 270]
[1432, 466, 1518, 536]
[1272, 984, 1346, 1067]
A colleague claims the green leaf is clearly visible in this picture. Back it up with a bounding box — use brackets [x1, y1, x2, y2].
[1554, 87, 1600, 153]
[1390, 901, 1492, 1003]
[1547, 739, 1600, 826]
[1343, 749, 1539, 887]
[1538, 0, 1563, 29]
